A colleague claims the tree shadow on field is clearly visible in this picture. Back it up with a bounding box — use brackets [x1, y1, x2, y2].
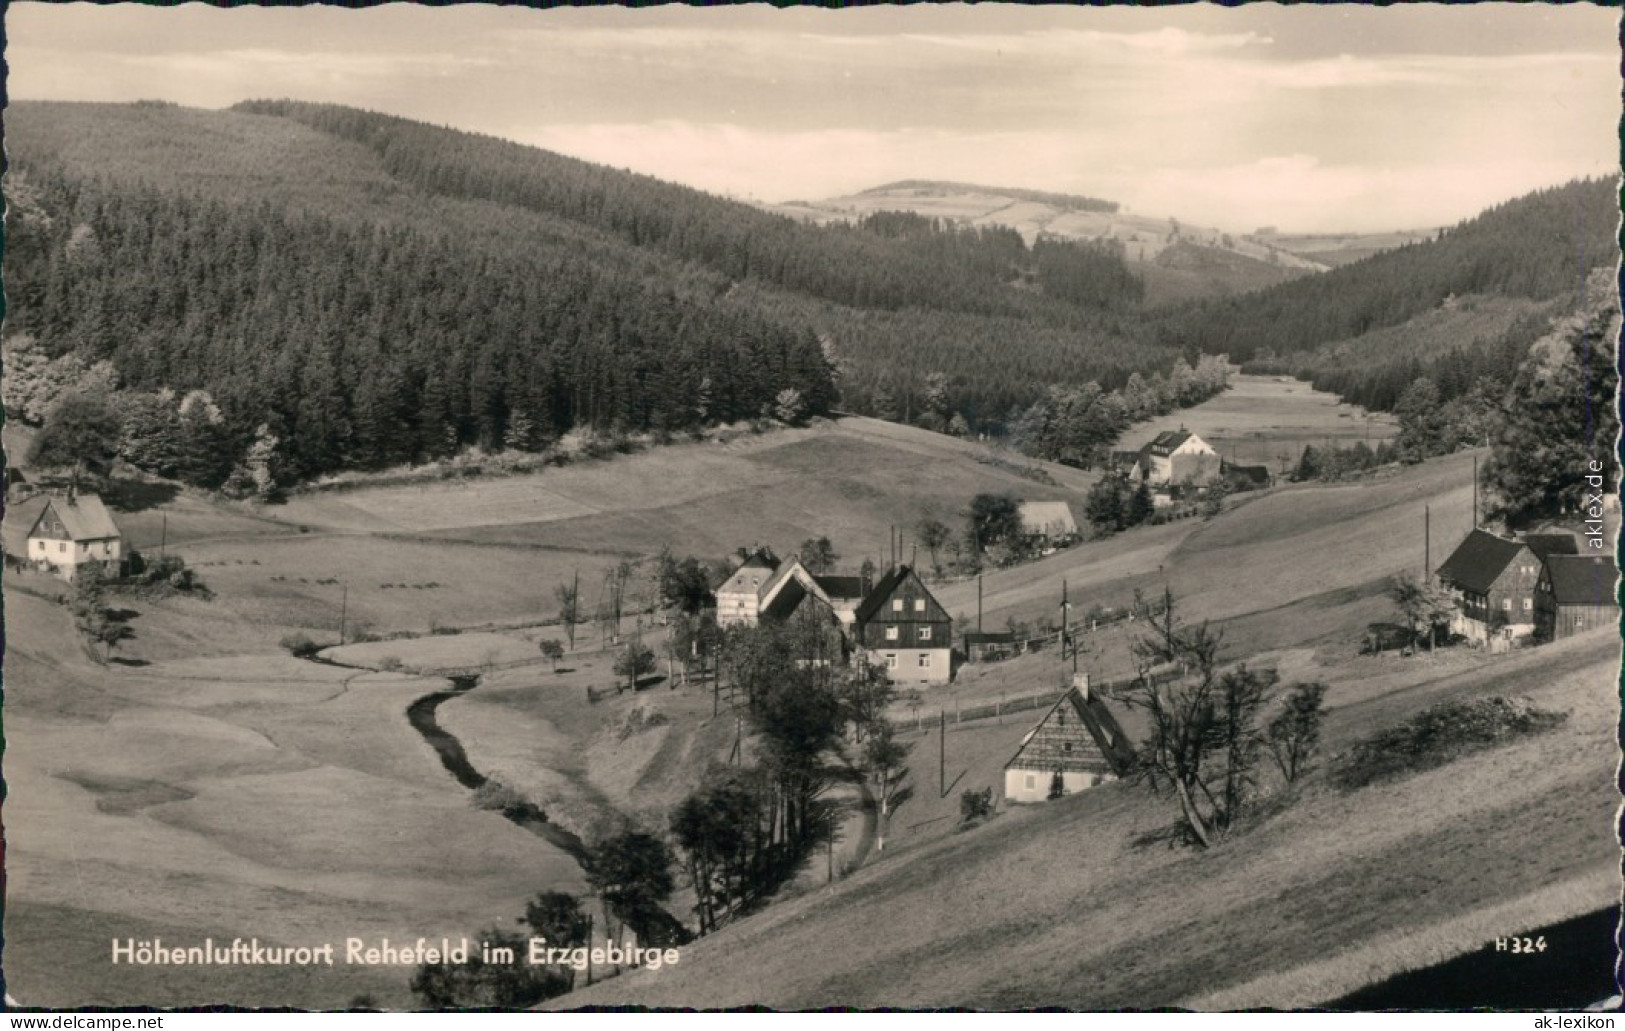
[1129, 820, 1193, 851]
[103, 477, 180, 513]
[109, 657, 150, 667]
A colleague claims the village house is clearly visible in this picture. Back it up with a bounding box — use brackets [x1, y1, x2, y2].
[853, 564, 953, 684]
[758, 556, 868, 636]
[1534, 554, 1617, 642]
[1435, 529, 1578, 649]
[26, 489, 122, 581]
[1018, 501, 1079, 545]
[1137, 428, 1221, 487]
[1003, 678, 1136, 804]
[715, 550, 780, 627]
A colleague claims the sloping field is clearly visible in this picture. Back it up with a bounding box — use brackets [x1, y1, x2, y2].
[2, 589, 585, 1009]
[1115, 374, 1398, 463]
[272, 418, 1091, 572]
[560, 629, 1616, 1010]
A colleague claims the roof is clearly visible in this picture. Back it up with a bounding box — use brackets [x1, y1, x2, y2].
[1521, 533, 1579, 564]
[812, 574, 866, 601]
[963, 631, 1015, 646]
[1435, 529, 1524, 595]
[854, 566, 909, 625]
[1148, 429, 1192, 453]
[718, 549, 780, 597]
[1003, 687, 1137, 776]
[1545, 555, 1617, 607]
[29, 494, 121, 542]
[1019, 501, 1078, 536]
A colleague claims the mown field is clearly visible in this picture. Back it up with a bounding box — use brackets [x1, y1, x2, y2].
[2, 590, 586, 1010]
[1114, 373, 1399, 467]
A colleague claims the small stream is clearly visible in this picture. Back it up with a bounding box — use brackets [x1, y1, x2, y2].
[405, 674, 590, 864]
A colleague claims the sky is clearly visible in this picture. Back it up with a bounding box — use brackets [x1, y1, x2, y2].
[7, 3, 1619, 232]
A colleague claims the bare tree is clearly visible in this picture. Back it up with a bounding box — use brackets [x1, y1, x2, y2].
[1122, 589, 1274, 849]
[555, 580, 581, 650]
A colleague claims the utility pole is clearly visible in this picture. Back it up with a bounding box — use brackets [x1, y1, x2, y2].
[1424, 505, 1431, 576]
[977, 574, 983, 632]
[159, 514, 167, 562]
[1473, 455, 1479, 528]
[939, 710, 946, 798]
[339, 582, 348, 646]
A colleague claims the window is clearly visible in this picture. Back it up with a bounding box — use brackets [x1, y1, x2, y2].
[1501, 598, 1512, 611]
[918, 654, 931, 668]
[1025, 774, 1035, 789]
[914, 599, 926, 613]
[884, 653, 898, 670]
[58, 542, 66, 553]
[1062, 742, 1073, 752]
[1522, 598, 1532, 611]
[892, 599, 903, 612]
[919, 626, 932, 641]
[885, 626, 899, 641]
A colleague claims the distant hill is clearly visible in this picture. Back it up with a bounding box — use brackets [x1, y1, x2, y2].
[773, 180, 1337, 303]
[1151, 177, 1616, 366]
[856, 179, 1120, 214]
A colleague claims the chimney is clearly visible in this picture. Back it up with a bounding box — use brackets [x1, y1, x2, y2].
[66, 484, 77, 506]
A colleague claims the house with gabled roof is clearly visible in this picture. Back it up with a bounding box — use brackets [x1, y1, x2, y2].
[1019, 500, 1079, 543]
[758, 556, 868, 635]
[1435, 528, 1578, 648]
[853, 564, 952, 684]
[1003, 680, 1136, 804]
[1140, 428, 1220, 486]
[1534, 553, 1617, 642]
[716, 549, 780, 627]
[26, 489, 122, 581]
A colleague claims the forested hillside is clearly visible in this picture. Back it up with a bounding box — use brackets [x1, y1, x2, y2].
[3, 101, 1186, 486]
[1151, 178, 1615, 366]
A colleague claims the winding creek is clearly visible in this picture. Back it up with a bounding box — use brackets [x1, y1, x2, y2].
[403, 673, 590, 864]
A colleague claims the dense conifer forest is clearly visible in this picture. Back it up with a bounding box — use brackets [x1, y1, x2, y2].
[3, 101, 1615, 488]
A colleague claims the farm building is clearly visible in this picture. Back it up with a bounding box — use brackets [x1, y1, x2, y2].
[962, 629, 1017, 663]
[854, 565, 953, 684]
[759, 556, 868, 635]
[1019, 501, 1079, 542]
[1222, 462, 1273, 490]
[1003, 679, 1136, 804]
[716, 550, 780, 627]
[26, 490, 122, 581]
[1534, 554, 1617, 642]
[1435, 529, 1578, 649]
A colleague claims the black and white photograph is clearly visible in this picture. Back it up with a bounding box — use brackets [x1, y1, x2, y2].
[1, 1, 1620, 1013]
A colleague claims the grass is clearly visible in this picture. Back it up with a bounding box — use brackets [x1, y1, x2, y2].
[558, 629, 1616, 1010]
[2, 588, 587, 1009]
[1114, 374, 1399, 464]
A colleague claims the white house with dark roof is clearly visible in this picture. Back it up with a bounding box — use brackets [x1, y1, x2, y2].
[1003, 680, 1136, 803]
[27, 490, 122, 581]
[715, 550, 780, 627]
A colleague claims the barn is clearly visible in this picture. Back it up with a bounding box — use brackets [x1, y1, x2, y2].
[716, 550, 780, 627]
[1534, 554, 1617, 641]
[1018, 500, 1078, 543]
[1003, 680, 1136, 804]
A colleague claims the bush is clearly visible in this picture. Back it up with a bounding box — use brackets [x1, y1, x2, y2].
[958, 787, 994, 825]
[471, 780, 547, 822]
[1330, 695, 1568, 790]
[280, 632, 321, 659]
